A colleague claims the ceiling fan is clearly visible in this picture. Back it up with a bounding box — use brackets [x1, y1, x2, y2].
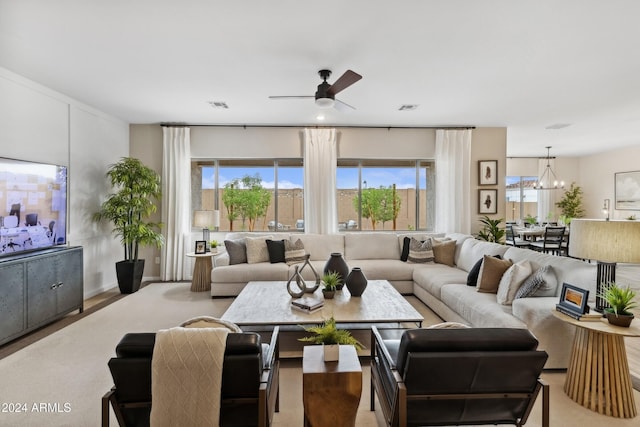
[269, 69, 362, 110]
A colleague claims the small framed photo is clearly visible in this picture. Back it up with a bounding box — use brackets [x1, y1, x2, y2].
[558, 283, 590, 315]
[478, 160, 498, 185]
[195, 240, 207, 254]
[478, 189, 497, 214]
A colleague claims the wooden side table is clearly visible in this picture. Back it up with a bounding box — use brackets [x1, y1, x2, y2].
[553, 310, 640, 418]
[302, 345, 362, 427]
[186, 252, 215, 292]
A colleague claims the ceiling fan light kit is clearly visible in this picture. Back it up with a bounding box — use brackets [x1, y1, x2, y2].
[270, 68, 362, 111]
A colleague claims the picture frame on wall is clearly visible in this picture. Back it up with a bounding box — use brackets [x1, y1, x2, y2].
[478, 189, 498, 214]
[615, 170, 640, 210]
[195, 240, 207, 254]
[478, 160, 498, 186]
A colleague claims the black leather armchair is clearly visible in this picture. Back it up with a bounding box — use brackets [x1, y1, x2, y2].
[370, 326, 549, 427]
[102, 327, 279, 427]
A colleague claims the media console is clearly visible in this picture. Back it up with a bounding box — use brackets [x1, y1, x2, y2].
[0, 246, 83, 345]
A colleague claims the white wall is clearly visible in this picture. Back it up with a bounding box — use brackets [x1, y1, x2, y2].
[0, 67, 129, 298]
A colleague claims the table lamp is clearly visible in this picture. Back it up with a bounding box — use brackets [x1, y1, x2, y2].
[569, 219, 640, 311]
[193, 210, 220, 252]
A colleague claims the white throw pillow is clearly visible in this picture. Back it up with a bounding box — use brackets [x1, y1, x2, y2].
[497, 260, 533, 305]
[245, 235, 273, 264]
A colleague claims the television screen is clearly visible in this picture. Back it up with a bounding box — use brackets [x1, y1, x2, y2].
[0, 157, 67, 257]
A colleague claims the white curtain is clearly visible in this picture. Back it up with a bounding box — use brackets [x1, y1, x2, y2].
[434, 129, 472, 234]
[161, 127, 191, 281]
[536, 158, 559, 223]
[304, 128, 338, 234]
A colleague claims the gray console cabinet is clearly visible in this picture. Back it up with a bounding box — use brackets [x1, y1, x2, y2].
[0, 246, 83, 345]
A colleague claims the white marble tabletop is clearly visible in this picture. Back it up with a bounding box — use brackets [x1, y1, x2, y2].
[221, 280, 424, 327]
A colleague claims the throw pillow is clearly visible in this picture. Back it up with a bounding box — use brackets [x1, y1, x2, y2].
[496, 259, 533, 305]
[427, 321, 470, 329]
[530, 265, 558, 297]
[245, 235, 273, 264]
[265, 239, 286, 264]
[180, 316, 242, 332]
[284, 238, 307, 265]
[476, 255, 513, 293]
[224, 239, 247, 265]
[400, 236, 411, 262]
[407, 237, 434, 263]
[466, 255, 501, 287]
[432, 238, 456, 267]
[515, 265, 557, 298]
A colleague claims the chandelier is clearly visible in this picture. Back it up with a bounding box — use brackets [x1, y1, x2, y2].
[533, 146, 564, 190]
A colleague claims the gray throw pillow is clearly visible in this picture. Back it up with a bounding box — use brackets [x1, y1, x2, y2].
[407, 237, 434, 263]
[515, 265, 556, 298]
[224, 239, 247, 265]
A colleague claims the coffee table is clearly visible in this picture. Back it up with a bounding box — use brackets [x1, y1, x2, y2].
[221, 280, 424, 328]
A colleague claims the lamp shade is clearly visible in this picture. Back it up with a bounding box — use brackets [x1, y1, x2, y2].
[193, 210, 217, 228]
[569, 219, 640, 263]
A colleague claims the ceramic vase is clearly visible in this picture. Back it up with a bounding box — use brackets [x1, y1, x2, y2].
[324, 253, 349, 290]
[346, 267, 368, 297]
[323, 344, 339, 362]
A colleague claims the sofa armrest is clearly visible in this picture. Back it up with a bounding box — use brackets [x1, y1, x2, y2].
[214, 253, 230, 267]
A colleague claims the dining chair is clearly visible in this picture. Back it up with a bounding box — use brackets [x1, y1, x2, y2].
[506, 225, 531, 248]
[529, 226, 566, 255]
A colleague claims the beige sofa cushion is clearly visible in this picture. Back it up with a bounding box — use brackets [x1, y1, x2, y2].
[294, 234, 345, 261]
[344, 232, 400, 260]
[456, 238, 509, 273]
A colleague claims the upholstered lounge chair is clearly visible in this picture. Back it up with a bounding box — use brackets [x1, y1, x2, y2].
[102, 327, 279, 427]
[370, 326, 549, 427]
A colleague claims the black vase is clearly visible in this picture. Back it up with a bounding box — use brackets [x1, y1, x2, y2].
[324, 253, 349, 290]
[346, 267, 368, 297]
[115, 259, 145, 294]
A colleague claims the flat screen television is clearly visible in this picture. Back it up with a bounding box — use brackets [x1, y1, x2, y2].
[0, 157, 67, 257]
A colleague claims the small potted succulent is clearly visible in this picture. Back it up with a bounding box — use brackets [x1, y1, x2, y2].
[599, 282, 638, 327]
[321, 271, 341, 299]
[299, 316, 364, 361]
[210, 240, 218, 251]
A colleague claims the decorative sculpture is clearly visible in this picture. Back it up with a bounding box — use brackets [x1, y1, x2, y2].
[286, 254, 321, 297]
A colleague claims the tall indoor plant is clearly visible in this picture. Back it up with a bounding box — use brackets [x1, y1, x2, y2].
[93, 157, 164, 293]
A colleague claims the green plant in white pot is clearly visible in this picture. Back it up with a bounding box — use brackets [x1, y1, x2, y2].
[599, 282, 637, 327]
[93, 157, 164, 294]
[299, 316, 364, 361]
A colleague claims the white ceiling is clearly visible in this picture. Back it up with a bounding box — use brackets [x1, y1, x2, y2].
[2, 0, 640, 157]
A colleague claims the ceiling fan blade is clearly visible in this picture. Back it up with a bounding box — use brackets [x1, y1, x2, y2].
[269, 95, 314, 100]
[327, 70, 362, 96]
[334, 98, 356, 111]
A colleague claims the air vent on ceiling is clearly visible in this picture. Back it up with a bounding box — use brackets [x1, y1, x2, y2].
[399, 104, 418, 111]
[545, 123, 571, 130]
[208, 101, 229, 109]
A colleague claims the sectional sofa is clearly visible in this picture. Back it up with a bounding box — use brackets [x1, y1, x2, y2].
[211, 231, 596, 369]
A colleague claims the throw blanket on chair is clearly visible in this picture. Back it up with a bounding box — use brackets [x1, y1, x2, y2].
[150, 327, 229, 427]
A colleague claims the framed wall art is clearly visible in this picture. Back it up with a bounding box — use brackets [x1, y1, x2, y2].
[615, 170, 640, 210]
[478, 160, 498, 186]
[478, 189, 498, 214]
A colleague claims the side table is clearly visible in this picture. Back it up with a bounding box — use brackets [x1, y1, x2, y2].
[302, 345, 362, 427]
[553, 310, 640, 418]
[186, 251, 216, 292]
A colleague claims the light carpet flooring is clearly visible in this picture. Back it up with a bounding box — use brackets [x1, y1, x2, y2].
[0, 281, 638, 427]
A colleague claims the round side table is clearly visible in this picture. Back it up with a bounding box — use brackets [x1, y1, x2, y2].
[553, 310, 640, 418]
[186, 252, 216, 292]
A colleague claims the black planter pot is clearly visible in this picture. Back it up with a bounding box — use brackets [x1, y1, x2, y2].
[324, 253, 349, 290]
[116, 259, 145, 294]
[346, 267, 368, 297]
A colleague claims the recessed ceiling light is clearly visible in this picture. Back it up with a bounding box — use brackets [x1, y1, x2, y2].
[399, 104, 418, 111]
[208, 101, 229, 109]
[545, 123, 571, 130]
[316, 114, 325, 121]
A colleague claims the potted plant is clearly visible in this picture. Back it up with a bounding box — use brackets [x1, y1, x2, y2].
[299, 316, 364, 361]
[477, 215, 505, 243]
[210, 240, 218, 252]
[321, 271, 341, 299]
[599, 282, 638, 327]
[556, 182, 585, 222]
[93, 157, 164, 294]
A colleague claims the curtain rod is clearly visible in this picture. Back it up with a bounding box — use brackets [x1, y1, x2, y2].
[160, 123, 475, 130]
[508, 156, 558, 159]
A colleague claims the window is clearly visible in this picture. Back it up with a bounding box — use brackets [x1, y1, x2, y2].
[192, 159, 303, 232]
[336, 159, 434, 231]
[505, 176, 538, 224]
